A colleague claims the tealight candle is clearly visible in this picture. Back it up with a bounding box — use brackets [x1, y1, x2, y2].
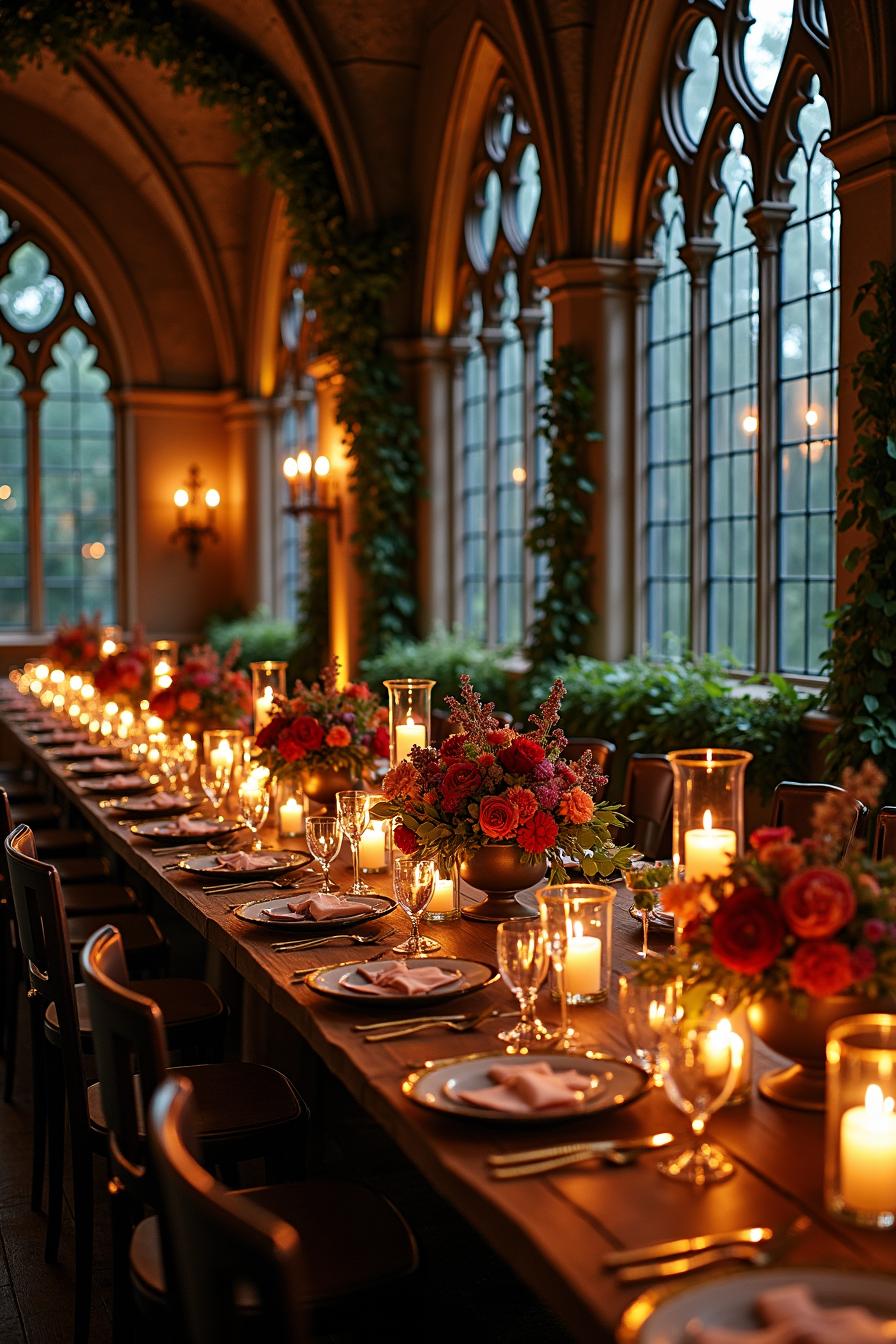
[279, 795, 304, 837]
[359, 820, 387, 871]
[703, 1017, 744, 1079]
[564, 920, 602, 999]
[840, 1084, 896, 1213]
[395, 713, 425, 763]
[146, 714, 164, 735]
[684, 809, 736, 882]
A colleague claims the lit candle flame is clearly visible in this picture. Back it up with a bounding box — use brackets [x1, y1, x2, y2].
[703, 809, 713, 831]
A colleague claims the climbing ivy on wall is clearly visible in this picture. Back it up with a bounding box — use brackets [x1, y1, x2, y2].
[0, 0, 420, 657]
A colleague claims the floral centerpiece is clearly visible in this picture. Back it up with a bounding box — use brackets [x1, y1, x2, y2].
[148, 643, 251, 732]
[255, 656, 389, 800]
[379, 674, 634, 883]
[93, 631, 153, 706]
[46, 614, 103, 673]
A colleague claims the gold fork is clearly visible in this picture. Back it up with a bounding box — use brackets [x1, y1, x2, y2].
[364, 1005, 497, 1043]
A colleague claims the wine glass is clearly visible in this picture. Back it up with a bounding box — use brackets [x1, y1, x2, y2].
[617, 974, 676, 1085]
[623, 861, 672, 959]
[392, 857, 439, 955]
[336, 791, 375, 896]
[200, 752, 233, 814]
[496, 918, 555, 1047]
[655, 997, 740, 1184]
[237, 767, 274, 850]
[306, 816, 343, 894]
[535, 888, 577, 1048]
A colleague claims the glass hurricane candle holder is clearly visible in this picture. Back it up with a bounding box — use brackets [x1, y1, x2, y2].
[250, 660, 287, 736]
[667, 749, 752, 883]
[543, 884, 613, 1006]
[237, 766, 275, 850]
[150, 639, 179, 690]
[384, 678, 435, 766]
[359, 799, 390, 875]
[276, 780, 305, 839]
[200, 729, 242, 812]
[825, 1014, 896, 1229]
[423, 861, 461, 923]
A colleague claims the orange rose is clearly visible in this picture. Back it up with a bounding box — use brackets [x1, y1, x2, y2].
[325, 725, 351, 748]
[178, 689, 200, 712]
[558, 787, 594, 825]
[757, 840, 805, 877]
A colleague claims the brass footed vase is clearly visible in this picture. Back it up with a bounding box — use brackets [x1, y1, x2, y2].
[748, 994, 887, 1111]
[300, 765, 356, 813]
[459, 844, 546, 923]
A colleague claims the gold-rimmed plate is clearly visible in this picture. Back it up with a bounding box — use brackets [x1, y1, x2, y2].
[306, 954, 495, 1003]
[236, 893, 396, 931]
[402, 1050, 647, 1124]
[130, 817, 243, 844]
[179, 850, 312, 881]
[67, 757, 133, 777]
[110, 793, 196, 818]
[81, 774, 155, 795]
[616, 1264, 896, 1342]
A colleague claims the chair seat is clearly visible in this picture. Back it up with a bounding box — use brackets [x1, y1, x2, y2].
[32, 827, 97, 855]
[67, 911, 165, 955]
[46, 978, 225, 1043]
[0, 780, 43, 803]
[130, 1178, 418, 1307]
[11, 802, 60, 827]
[62, 882, 140, 916]
[55, 855, 113, 883]
[88, 1062, 303, 1143]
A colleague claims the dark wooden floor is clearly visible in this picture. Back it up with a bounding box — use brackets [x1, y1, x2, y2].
[0, 985, 571, 1344]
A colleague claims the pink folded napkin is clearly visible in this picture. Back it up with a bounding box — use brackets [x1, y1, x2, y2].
[344, 960, 462, 996]
[282, 893, 376, 921]
[161, 817, 222, 835]
[88, 773, 143, 789]
[453, 1062, 598, 1114]
[213, 851, 279, 871]
[127, 792, 187, 811]
[687, 1285, 891, 1343]
[82, 758, 121, 771]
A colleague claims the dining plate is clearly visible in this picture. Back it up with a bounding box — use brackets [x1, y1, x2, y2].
[178, 850, 313, 881]
[110, 794, 196, 818]
[515, 876, 624, 917]
[616, 1265, 896, 1343]
[234, 892, 395, 929]
[403, 1050, 647, 1123]
[31, 731, 84, 744]
[307, 955, 496, 1004]
[80, 774, 155, 795]
[130, 817, 244, 843]
[48, 742, 123, 761]
[67, 758, 133, 776]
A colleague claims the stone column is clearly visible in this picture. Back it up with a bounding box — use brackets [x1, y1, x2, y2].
[679, 239, 719, 654]
[223, 397, 276, 616]
[629, 257, 663, 654]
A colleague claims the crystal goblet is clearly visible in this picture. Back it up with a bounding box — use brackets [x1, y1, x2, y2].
[336, 790, 375, 896]
[496, 918, 555, 1047]
[656, 997, 739, 1184]
[306, 816, 343, 894]
[392, 857, 439, 955]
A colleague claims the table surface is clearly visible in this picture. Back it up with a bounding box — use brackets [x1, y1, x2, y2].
[4, 697, 896, 1344]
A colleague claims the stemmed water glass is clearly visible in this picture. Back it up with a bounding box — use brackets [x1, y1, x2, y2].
[617, 974, 676, 1085]
[237, 767, 274, 850]
[392, 856, 439, 955]
[336, 791, 375, 896]
[496, 919, 555, 1047]
[200, 753, 233, 815]
[306, 817, 343, 894]
[655, 996, 739, 1184]
[535, 888, 577, 1048]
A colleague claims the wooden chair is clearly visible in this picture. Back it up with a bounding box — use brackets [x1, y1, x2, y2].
[771, 781, 868, 856]
[563, 738, 616, 774]
[872, 805, 896, 861]
[621, 754, 674, 859]
[80, 925, 330, 1337]
[4, 828, 228, 1343]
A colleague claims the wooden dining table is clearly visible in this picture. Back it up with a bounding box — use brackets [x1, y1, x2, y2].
[3, 694, 896, 1344]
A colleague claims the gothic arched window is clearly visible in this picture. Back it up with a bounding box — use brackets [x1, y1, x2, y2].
[641, 0, 837, 676]
[451, 84, 551, 647]
[274, 264, 320, 622]
[0, 210, 117, 630]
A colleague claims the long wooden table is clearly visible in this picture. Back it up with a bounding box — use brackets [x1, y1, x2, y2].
[3, 695, 896, 1342]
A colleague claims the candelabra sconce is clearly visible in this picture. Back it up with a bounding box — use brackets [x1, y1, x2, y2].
[282, 449, 342, 539]
[171, 465, 221, 565]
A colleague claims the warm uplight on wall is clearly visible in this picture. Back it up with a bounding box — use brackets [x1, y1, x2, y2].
[170, 464, 221, 565]
[741, 412, 759, 435]
[511, 465, 527, 484]
[282, 449, 341, 537]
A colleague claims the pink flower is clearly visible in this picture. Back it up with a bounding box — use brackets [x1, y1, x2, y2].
[864, 918, 887, 944]
[851, 946, 877, 982]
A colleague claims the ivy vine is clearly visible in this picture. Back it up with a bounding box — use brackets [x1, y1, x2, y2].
[822, 260, 896, 782]
[0, 0, 421, 657]
[525, 346, 598, 667]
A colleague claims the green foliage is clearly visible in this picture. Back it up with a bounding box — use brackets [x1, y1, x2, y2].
[0, 0, 420, 656]
[526, 348, 598, 665]
[822, 261, 896, 784]
[528, 653, 816, 799]
[205, 607, 299, 672]
[359, 626, 514, 712]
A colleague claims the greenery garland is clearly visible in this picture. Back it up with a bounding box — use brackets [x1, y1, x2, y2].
[822, 260, 896, 782]
[525, 346, 598, 667]
[0, 0, 421, 657]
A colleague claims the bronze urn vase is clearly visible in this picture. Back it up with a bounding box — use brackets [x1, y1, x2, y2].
[459, 844, 546, 923]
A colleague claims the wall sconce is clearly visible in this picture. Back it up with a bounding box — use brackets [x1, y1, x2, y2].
[170, 464, 221, 565]
[282, 449, 341, 538]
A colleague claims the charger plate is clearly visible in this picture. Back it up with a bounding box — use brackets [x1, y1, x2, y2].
[180, 850, 312, 881]
[81, 774, 155, 795]
[402, 1050, 647, 1124]
[111, 794, 196, 818]
[130, 817, 243, 843]
[616, 1264, 896, 1343]
[235, 892, 394, 929]
[307, 954, 495, 1003]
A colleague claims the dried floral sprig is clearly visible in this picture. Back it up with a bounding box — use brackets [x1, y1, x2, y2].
[811, 758, 886, 861]
[444, 673, 500, 747]
[527, 677, 566, 749]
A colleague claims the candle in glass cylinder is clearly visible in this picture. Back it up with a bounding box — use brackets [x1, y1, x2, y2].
[840, 1084, 896, 1213]
[703, 1018, 744, 1079]
[684, 809, 736, 881]
[209, 739, 234, 773]
[359, 821, 387, 870]
[429, 877, 455, 914]
[395, 713, 425, 763]
[564, 921, 602, 999]
[255, 685, 275, 732]
[279, 795, 304, 838]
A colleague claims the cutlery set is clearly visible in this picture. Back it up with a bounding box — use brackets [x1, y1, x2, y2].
[362, 1005, 502, 1043]
[486, 1132, 675, 1181]
[290, 949, 391, 983]
[604, 1214, 810, 1283]
[271, 929, 394, 952]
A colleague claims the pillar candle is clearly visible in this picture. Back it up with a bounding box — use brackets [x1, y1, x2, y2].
[255, 686, 275, 731]
[429, 877, 456, 914]
[209, 740, 234, 773]
[703, 1018, 744, 1079]
[840, 1084, 896, 1213]
[279, 796, 304, 837]
[564, 922, 602, 998]
[359, 822, 386, 870]
[395, 714, 425, 763]
[684, 810, 736, 881]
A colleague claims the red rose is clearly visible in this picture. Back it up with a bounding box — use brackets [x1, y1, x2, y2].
[178, 690, 201, 713]
[149, 689, 176, 720]
[372, 726, 390, 759]
[440, 734, 467, 760]
[290, 714, 325, 752]
[790, 940, 854, 997]
[479, 795, 519, 840]
[276, 724, 308, 762]
[780, 867, 856, 940]
[750, 825, 795, 851]
[486, 729, 512, 747]
[393, 824, 418, 856]
[710, 887, 786, 975]
[516, 810, 558, 854]
[442, 761, 481, 799]
[498, 737, 546, 775]
[255, 717, 284, 750]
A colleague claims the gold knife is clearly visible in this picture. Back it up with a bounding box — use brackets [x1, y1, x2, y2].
[603, 1224, 773, 1268]
[488, 1133, 675, 1167]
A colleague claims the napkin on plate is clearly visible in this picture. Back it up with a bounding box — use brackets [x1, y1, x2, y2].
[213, 851, 280, 871]
[128, 792, 186, 810]
[274, 893, 376, 922]
[687, 1284, 892, 1343]
[89, 774, 143, 789]
[453, 1062, 597, 1114]
[343, 960, 462, 996]
[163, 817, 222, 835]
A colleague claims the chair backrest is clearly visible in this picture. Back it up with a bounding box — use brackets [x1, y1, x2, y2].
[149, 1075, 306, 1344]
[771, 781, 868, 856]
[0, 787, 15, 888]
[80, 925, 169, 1202]
[622, 754, 674, 859]
[430, 707, 450, 745]
[872, 805, 896, 861]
